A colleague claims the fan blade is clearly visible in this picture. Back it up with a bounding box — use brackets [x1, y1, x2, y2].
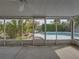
[19, 3, 25, 12]
[6, 0, 20, 4]
[6, 0, 17, 2]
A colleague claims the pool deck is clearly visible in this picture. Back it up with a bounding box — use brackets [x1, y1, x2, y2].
[0, 45, 79, 59]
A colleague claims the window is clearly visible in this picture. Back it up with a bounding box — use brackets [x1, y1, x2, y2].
[73, 17, 79, 40]
[46, 19, 56, 40]
[34, 19, 45, 40]
[57, 19, 71, 40]
[5, 19, 19, 40]
[22, 19, 33, 40]
[0, 19, 4, 40]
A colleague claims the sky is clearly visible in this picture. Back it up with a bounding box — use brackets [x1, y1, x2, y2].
[0, 19, 68, 24]
[35, 19, 68, 25]
[35, 19, 54, 25]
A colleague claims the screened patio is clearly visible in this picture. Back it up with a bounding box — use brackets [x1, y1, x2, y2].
[0, 16, 78, 46]
[0, 0, 79, 59]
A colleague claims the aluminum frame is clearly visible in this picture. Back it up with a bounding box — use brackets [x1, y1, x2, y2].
[0, 16, 75, 46]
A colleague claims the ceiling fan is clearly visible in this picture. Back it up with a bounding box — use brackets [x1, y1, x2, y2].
[19, 0, 27, 12]
[7, 0, 28, 12]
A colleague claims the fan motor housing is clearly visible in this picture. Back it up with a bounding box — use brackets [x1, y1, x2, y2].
[19, 0, 26, 2]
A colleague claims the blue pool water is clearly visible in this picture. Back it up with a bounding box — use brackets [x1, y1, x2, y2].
[43, 32, 79, 37]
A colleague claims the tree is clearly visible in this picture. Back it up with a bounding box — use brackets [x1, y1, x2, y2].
[0, 23, 4, 33]
[5, 20, 17, 38]
[75, 16, 79, 26]
[5, 19, 35, 39]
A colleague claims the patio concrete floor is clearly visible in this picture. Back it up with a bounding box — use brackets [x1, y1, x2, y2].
[0, 45, 79, 59]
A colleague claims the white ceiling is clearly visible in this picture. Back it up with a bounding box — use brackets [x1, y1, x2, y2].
[0, 0, 79, 16]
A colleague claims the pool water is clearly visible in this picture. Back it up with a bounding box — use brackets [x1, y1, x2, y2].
[35, 32, 79, 40]
[43, 32, 79, 37]
[46, 32, 71, 36]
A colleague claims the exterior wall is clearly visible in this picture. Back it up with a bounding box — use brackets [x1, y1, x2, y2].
[74, 40, 79, 46]
[0, 40, 4, 46]
[0, 40, 71, 46]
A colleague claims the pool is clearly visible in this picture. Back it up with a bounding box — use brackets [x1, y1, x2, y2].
[46, 32, 71, 36]
[34, 32, 79, 40]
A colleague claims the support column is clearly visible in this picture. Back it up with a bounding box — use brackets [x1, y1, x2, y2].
[32, 17, 34, 46]
[71, 16, 74, 44]
[4, 18, 6, 46]
[55, 16, 61, 45]
[44, 17, 46, 46]
[55, 16, 59, 45]
[21, 17, 23, 46]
